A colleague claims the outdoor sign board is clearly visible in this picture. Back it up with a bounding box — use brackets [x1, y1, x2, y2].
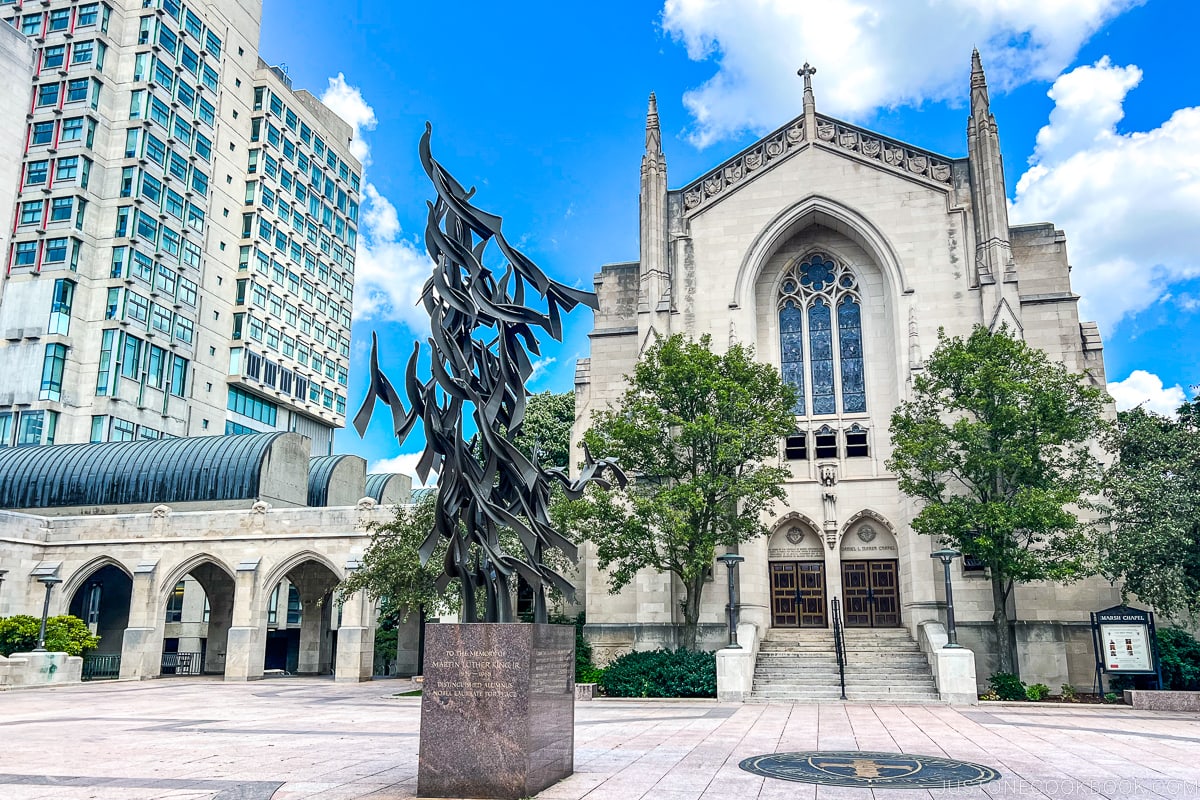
[1091, 604, 1159, 678]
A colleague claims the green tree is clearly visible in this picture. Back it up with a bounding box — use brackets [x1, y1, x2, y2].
[338, 491, 456, 625]
[887, 326, 1107, 674]
[0, 614, 100, 657]
[569, 334, 796, 651]
[513, 391, 574, 469]
[342, 392, 581, 630]
[1099, 393, 1200, 617]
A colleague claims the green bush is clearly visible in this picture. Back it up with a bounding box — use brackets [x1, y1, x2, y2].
[1157, 627, 1200, 690]
[1060, 683, 1078, 702]
[544, 612, 600, 683]
[1025, 683, 1051, 701]
[577, 666, 605, 684]
[987, 671, 1027, 701]
[599, 648, 716, 698]
[0, 615, 100, 657]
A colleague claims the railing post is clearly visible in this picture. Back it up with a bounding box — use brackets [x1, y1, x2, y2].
[832, 597, 847, 701]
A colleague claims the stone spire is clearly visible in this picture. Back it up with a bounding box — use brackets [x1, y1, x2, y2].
[970, 48, 990, 118]
[799, 62, 817, 139]
[639, 92, 670, 337]
[965, 49, 1022, 334]
[645, 92, 662, 155]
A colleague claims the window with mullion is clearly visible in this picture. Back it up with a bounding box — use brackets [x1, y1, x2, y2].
[777, 251, 867, 417]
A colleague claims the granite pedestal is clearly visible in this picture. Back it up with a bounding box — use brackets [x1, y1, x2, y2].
[417, 623, 574, 799]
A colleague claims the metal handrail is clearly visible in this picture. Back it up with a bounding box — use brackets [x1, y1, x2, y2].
[82, 653, 121, 681]
[831, 597, 847, 700]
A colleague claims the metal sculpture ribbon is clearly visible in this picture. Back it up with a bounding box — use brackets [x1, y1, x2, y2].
[355, 124, 626, 623]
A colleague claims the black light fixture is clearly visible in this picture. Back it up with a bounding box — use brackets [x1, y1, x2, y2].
[930, 549, 962, 649]
[33, 575, 63, 653]
[715, 553, 745, 649]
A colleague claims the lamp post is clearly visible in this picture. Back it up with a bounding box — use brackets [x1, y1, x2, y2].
[930, 549, 962, 649]
[716, 553, 745, 649]
[0, 569, 7, 617]
[33, 575, 62, 653]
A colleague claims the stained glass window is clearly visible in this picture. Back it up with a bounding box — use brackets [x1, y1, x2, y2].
[777, 252, 867, 417]
[838, 295, 866, 413]
[779, 300, 805, 415]
[808, 299, 835, 415]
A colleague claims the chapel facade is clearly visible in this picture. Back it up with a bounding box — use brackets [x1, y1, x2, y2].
[572, 54, 1120, 691]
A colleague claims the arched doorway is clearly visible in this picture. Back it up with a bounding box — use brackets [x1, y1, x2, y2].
[263, 559, 341, 676]
[161, 560, 236, 676]
[767, 515, 827, 628]
[67, 561, 132, 664]
[839, 515, 900, 627]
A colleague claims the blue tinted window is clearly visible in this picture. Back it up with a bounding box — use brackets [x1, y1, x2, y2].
[779, 300, 805, 415]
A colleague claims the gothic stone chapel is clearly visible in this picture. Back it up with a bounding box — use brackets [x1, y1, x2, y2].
[572, 54, 1119, 696]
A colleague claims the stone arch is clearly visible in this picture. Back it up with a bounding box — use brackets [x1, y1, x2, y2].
[62, 555, 133, 602]
[732, 194, 912, 312]
[771, 510, 821, 535]
[64, 556, 134, 657]
[767, 511, 825, 562]
[261, 549, 345, 594]
[261, 550, 346, 677]
[838, 508, 898, 543]
[158, 552, 237, 601]
[838, 509, 900, 561]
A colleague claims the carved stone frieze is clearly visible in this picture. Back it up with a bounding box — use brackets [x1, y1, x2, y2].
[681, 119, 807, 213]
[816, 115, 954, 186]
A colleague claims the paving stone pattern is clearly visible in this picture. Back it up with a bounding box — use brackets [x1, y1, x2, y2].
[1, 678, 1199, 798]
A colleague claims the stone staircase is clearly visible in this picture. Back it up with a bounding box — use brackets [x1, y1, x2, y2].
[749, 628, 941, 703]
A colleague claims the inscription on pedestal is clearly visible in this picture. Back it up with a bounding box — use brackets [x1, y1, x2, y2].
[417, 623, 574, 799]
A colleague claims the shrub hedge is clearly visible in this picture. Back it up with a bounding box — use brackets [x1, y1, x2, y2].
[599, 648, 716, 698]
[0, 615, 99, 657]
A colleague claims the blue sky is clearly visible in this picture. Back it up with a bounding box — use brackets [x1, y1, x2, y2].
[258, 0, 1200, 478]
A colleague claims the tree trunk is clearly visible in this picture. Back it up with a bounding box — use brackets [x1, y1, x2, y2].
[681, 574, 706, 651]
[991, 573, 1015, 675]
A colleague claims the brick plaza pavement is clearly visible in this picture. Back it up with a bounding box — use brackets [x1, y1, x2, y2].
[1, 678, 1198, 799]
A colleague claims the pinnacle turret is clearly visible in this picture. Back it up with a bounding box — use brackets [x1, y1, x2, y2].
[970, 48, 990, 119]
[645, 92, 662, 155]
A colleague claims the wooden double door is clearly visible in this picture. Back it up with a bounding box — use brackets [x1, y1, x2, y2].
[770, 561, 827, 628]
[841, 560, 900, 627]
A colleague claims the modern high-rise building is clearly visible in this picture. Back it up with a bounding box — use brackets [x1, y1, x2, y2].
[0, 1, 360, 455]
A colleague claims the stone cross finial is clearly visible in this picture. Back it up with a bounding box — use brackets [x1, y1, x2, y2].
[798, 62, 817, 92]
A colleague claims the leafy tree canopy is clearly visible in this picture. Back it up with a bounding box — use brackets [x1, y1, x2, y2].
[513, 391, 574, 469]
[887, 325, 1107, 673]
[1100, 392, 1200, 618]
[565, 334, 797, 650]
[338, 491, 456, 623]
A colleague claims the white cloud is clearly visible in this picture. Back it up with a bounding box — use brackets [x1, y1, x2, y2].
[1010, 59, 1200, 330]
[321, 73, 377, 166]
[370, 453, 439, 490]
[1107, 370, 1186, 417]
[661, 0, 1139, 147]
[320, 77, 430, 327]
[352, 185, 431, 327]
[528, 356, 557, 384]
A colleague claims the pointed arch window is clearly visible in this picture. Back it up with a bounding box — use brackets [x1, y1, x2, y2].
[777, 252, 867, 416]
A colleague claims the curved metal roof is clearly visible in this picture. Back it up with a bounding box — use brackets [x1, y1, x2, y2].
[0, 433, 288, 510]
[307, 454, 356, 507]
[364, 473, 393, 502]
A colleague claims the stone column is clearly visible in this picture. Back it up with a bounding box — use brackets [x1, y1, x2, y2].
[119, 566, 164, 680]
[334, 589, 376, 683]
[223, 566, 265, 682]
[297, 592, 326, 674]
[740, 535, 771, 633]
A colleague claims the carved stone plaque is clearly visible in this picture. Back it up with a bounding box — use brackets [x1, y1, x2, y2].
[418, 623, 574, 798]
[786, 526, 805, 545]
[858, 525, 877, 543]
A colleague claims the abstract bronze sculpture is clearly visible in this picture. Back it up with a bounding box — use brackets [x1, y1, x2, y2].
[355, 124, 625, 624]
